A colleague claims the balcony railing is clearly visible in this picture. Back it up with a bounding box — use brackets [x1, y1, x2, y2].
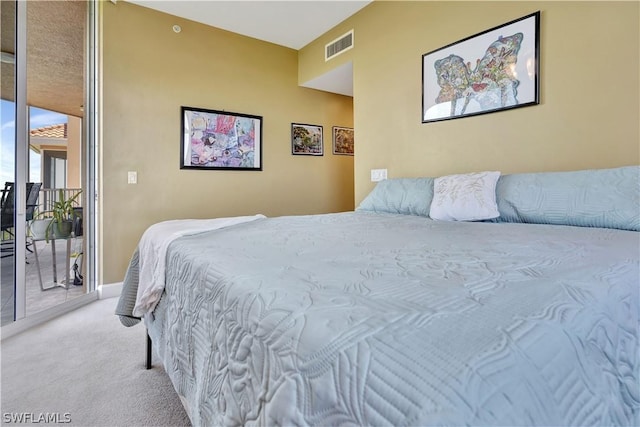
[36, 188, 83, 215]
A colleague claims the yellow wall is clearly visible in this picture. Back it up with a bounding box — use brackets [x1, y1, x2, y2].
[102, 2, 354, 283]
[300, 1, 640, 203]
[66, 116, 81, 189]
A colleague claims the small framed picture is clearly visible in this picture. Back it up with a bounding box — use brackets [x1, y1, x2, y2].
[332, 126, 354, 156]
[180, 106, 262, 170]
[291, 123, 323, 156]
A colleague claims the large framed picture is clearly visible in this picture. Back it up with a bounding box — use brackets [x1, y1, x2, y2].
[180, 106, 262, 170]
[332, 126, 354, 156]
[422, 11, 540, 123]
[291, 123, 323, 156]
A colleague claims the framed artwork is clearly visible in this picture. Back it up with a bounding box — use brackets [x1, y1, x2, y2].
[180, 106, 262, 170]
[291, 123, 323, 156]
[332, 126, 354, 156]
[422, 11, 540, 124]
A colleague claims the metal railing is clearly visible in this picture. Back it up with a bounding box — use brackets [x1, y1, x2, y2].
[36, 188, 83, 215]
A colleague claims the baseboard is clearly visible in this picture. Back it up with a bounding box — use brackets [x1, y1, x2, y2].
[98, 282, 123, 299]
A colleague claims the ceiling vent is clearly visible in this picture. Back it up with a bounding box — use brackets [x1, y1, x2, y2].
[325, 30, 354, 61]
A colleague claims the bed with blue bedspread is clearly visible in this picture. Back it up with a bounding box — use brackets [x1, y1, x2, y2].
[116, 166, 639, 426]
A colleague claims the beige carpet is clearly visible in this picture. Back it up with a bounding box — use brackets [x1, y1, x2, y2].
[0, 298, 191, 426]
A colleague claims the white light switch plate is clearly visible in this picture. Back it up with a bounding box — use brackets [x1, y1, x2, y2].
[127, 171, 137, 184]
[370, 169, 387, 182]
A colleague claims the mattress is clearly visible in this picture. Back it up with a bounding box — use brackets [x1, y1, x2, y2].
[117, 211, 640, 426]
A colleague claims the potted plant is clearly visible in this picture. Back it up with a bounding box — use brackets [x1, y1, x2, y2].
[31, 190, 82, 242]
[49, 189, 82, 240]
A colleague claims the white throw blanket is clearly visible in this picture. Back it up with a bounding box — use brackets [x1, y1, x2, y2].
[132, 215, 266, 318]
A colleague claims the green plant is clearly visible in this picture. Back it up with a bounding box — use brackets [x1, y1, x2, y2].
[33, 190, 82, 241]
[50, 189, 82, 224]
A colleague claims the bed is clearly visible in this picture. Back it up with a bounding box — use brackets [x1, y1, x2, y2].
[116, 166, 639, 426]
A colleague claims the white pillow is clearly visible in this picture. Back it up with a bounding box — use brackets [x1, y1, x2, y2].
[429, 171, 501, 221]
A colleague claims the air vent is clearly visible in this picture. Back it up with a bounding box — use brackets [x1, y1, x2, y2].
[325, 30, 354, 61]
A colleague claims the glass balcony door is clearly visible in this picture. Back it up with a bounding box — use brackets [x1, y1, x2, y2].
[0, 1, 98, 328]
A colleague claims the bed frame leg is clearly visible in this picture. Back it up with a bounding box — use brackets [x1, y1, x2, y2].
[146, 330, 152, 369]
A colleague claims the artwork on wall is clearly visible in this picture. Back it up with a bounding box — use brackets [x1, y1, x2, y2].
[422, 11, 540, 124]
[332, 126, 354, 156]
[291, 123, 323, 156]
[180, 106, 262, 170]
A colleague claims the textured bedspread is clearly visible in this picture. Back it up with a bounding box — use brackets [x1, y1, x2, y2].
[118, 211, 640, 426]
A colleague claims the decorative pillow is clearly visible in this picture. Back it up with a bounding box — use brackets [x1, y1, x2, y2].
[429, 171, 501, 221]
[494, 165, 640, 231]
[356, 177, 434, 217]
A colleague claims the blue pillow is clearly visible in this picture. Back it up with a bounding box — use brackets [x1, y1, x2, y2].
[495, 166, 639, 231]
[357, 178, 434, 217]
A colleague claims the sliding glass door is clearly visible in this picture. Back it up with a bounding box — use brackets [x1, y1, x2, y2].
[0, 0, 17, 323]
[0, 0, 99, 327]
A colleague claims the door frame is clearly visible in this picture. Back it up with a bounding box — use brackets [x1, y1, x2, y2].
[1, 0, 100, 338]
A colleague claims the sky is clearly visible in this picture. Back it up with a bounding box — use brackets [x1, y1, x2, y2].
[0, 99, 68, 185]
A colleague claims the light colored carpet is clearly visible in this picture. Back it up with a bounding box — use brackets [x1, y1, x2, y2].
[0, 298, 191, 426]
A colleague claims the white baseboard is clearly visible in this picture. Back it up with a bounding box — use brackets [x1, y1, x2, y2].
[98, 282, 123, 299]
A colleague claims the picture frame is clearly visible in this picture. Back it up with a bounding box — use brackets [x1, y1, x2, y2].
[332, 126, 354, 156]
[291, 123, 323, 156]
[422, 11, 540, 124]
[180, 106, 262, 170]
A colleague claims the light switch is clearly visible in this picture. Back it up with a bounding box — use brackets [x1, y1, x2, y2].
[127, 171, 137, 184]
[370, 169, 387, 182]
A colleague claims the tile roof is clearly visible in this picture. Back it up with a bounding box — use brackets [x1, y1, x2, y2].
[30, 123, 67, 139]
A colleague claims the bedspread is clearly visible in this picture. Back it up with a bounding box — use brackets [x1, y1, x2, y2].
[117, 211, 640, 426]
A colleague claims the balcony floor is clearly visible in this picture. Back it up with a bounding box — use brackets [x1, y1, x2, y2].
[1, 237, 85, 326]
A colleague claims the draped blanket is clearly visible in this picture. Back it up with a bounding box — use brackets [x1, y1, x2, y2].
[131, 215, 265, 317]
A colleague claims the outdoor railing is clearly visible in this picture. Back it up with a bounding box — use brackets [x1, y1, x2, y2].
[36, 188, 83, 215]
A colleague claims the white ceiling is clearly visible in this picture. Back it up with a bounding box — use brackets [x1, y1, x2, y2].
[126, 0, 370, 96]
[126, 0, 370, 50]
